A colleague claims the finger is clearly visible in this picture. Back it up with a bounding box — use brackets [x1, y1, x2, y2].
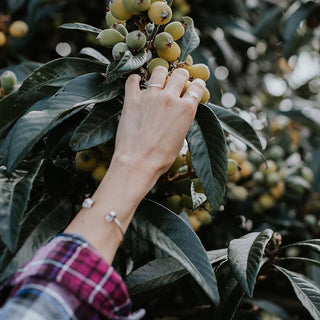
[182, 78, 206, 107]
[147, 66, 168, 89]
[165, 68, 189, 96]
[125, 74, 141, 97]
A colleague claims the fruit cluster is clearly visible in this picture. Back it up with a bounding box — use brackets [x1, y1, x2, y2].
[226, 145, 314, 215]
[100, 0, 210, 102]
[0, 70, 17, 98]
[0, 17, 29, 47]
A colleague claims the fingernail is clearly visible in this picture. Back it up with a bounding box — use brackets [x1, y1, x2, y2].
[193, 78, 206, 87]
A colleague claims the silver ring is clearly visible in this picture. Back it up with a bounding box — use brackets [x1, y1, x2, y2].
[186, 90, 201, 103]
[146, 83, 164, 89]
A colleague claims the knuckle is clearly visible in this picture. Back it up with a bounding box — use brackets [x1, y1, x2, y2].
[192, 78, 206, 89]
[173, 67, 189, 78]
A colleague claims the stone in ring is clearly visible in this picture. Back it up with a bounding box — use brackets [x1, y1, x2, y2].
[186, 90, 201, 103]
[146, 83, 163, 89]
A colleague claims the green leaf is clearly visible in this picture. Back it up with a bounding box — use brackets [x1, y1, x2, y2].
[0, 196, 73, 281]
[283, 2, 317, 58]
[59, 23, 102, 34]
[253, 6, 283, 37]
[80, 47, 111, 64]
[0, 159, 43, 252]
[179, 16, 200, 61]
[208, 103, 264, 156]
[3, 73, 115, 173]
[278, 257, 320, 268]
[70, 100, 123, 151]
[280, 239, 320, 255]
[187, 104, 227, 212]
[228, 229, 273, 297]
[275, 266, 320, 320]
[106, 50, 148, 83]
[131, 199, 220, 305]
[0, 58, 106, 137]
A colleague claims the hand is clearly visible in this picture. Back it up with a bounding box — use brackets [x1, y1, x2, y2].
[112, 66, 206, 180]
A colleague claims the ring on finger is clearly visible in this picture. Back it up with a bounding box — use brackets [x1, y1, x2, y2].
[186, 90, 201, 103]
[146, 83, 164, 89]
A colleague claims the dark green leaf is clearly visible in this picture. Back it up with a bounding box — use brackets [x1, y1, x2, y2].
[179, 16, 200, 61]
[106, 50, 148, 83]
[280, 239, 320, 255]
[0, 159, 43, 251]
[283, 2, 317, 58]
[275, 266, 320, 320]
[208, 103, 264, 156]
[3, 73, 113, 172]
[251, 300, 291, 320]
[253, 6, 283, 37]
[131, 199, 220, 305]
[278, 257, 320, 268]
[187, 104, 227, 212]
[80, 47, 111, 64]
[228, 229, 273, 297]
[70, 99, 123, 151]
[59, 23, 102, 34]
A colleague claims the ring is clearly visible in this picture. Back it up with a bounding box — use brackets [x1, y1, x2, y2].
[146, 83, 164, 89]
[186, 90, 201, 103]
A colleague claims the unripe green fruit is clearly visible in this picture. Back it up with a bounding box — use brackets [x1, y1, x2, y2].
[192, 178, 204, 194]
[164, 21, 185, 40]
[188, 63, 210, 81]
[97, 29, 125, 48]
[0, 71, 17, 93]
[9, 20, 29, 38]
[229, 185, 248, 202]
[181, 194, 193, 209]
[105, 11, 125, 27]
[75, 150, 98, 172]
[253, 171, 264, 183]
[186, 149, 192, 168]
[248, 150, 263, 166]
[148, 2, 172, 25]
[265, 172, 280, 187]
[169, 153, 185, 174]
[227, 159, 239, 177]
[123, 0, 140, 14]
[0, 31, 6, 47]
[166, 195, 182, 214]
[157, 41, 181, 62]
[301, 166, 314, 184]
[268, 145, 285, 161]
[109, 0, 133, 20]
[91, 162, 108, 182]
[111, 23, 128, 37]
[126, 30, 147, 50]
[154, 32, 174, 50]
[133, 0, 151, 11]
[112, 42, 129, 60]
[147, 57, 169, 74]
[259, 160, 277, 175]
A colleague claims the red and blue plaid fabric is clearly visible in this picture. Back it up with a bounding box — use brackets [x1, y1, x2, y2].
[0, 234, 145, 320]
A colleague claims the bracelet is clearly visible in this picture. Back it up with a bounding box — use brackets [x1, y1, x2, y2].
[82, 198, 125, 244]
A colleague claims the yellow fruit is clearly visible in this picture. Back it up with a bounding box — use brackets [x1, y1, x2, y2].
[196, 209, 212, 225]
[265, 172, 280, 187]
[0, 32, 6, 46]
[122, 0, 140, 14]
[228, 170, 241, 182]
[148, 2, 172, 25]
[179, 3, 191, 15]
[109, 0, 133, 20]
[75, 150, 98, 172]
[259, 160, 277, 175]
[133, 0, 151, 11]
[105, 11, 126, 27]
[239, 160, 252, 179]
[200, 87, 210, 104]
[188, 63, 210, 81]
[97, 29, 125, 48]
[157, 41, 181, 62]
[91, 162, 108, 182]
[229, 150, 247, 165]
[258, 193, 275, 210]
[169, 153, 185, 174]
[227, 159, 239, 177]
[164, 21, 185, 40]
[229, 185, 248, 202]
[9, 20, 29, 38]
[185, 55, 193, 65]
[97, 144, 114, 162]
[270, 181, 285, 199]
[189, 215, 201, 232]
[186, 149, 192, 168]
[147, 57, 169, 74]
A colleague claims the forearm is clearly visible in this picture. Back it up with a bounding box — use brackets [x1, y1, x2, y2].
[64, 155, 159, 263]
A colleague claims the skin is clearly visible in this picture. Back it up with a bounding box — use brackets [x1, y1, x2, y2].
[64, 67, 206, 264]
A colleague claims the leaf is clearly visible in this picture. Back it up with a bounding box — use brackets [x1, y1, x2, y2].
[7, 0, 27, 12]
[278, 257, 320, 268]
[208, 103, 264, 156]
[179, 16, 200, 61]
[80, 47, 111, 64]
[0, 196, 73, 281]
[106, 50, 148, 83]
[190, 181, 207, 210]
[0, 61, 43, 85]
[59, 23, 102, 34]
[228, 229, 273, 297]
[253, 6, 283, 37]
[275, 266, 320, 320]
[187, 104, 227, 212]
[131, 199, 220, 305]
[70, 100, 123, 151]
[280, 239, 320, 255]
[0, 58, 106, 137]
[0, 159, 43, 251]
[283, 2, 317, 58]
[3, 73, 116, 173]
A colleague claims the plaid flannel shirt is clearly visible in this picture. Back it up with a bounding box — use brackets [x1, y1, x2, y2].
[0, 234, 145, 320]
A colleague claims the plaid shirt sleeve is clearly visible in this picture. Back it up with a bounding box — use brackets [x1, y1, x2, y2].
[0, 233, 145, 320]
